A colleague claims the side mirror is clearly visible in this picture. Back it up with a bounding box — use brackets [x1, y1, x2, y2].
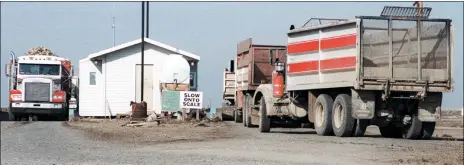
[71, 65, 74, 77]
[4, 64, 10, 77]
[269, 49, 274, 65]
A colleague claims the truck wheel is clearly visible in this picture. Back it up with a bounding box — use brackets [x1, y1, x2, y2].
[8, 111, 16, 121]
[332, 94, 355, 137]
[420, 122, 436, 140]
[234, 108, 242, 123]
[401, 115, 422, 140]
[314, 94, 334, 136]
[353, 119, 369, 137]
[259, 97, 271, 132]
[245, 94, 253, 127]
[243, 94, 248, 127]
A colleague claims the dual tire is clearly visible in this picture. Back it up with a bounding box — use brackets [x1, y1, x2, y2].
[243, 94, 253, 127]
[313, 94, 368, 137]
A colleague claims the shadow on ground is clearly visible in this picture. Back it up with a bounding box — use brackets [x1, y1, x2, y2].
[0, 112, 10, 121]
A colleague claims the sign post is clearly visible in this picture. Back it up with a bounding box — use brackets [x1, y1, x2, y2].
[180, 91, 203, 120]
[179, 91, 203, 109]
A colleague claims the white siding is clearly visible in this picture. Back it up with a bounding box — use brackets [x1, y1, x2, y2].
[79, 43, 195, 116]
[104, 43, 171, 116]
[78, 58, 104, 116]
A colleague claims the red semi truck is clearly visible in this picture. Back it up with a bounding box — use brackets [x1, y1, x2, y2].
[5, 47, 76, 121]
[244, 6, 454, 140]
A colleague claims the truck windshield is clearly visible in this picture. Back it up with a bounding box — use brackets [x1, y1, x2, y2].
[19, 64, 60, 75]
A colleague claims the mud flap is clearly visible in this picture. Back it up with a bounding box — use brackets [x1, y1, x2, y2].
[418, 92, 442, 122]
[351, 89, 375, 119]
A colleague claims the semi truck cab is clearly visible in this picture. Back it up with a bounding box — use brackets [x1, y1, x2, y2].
[5, 54, 73, 121]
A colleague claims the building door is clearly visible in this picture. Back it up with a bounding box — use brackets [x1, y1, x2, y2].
[135, 64, 154, 112]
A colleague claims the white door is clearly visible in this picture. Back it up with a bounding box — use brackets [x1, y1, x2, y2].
[135, 64, 154, 112]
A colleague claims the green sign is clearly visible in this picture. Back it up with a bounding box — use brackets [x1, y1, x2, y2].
[162, 91, 180, 112]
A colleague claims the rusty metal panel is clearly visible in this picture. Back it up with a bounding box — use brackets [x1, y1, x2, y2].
[236, 39, 286, 91]
[237, 38, 252, 55]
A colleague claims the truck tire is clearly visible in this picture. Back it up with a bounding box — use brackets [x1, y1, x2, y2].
[243, 94, 248, 127]
[420, 122, 436, 140]
[259, 97, 271, 133]
[332, 94, 355, 137]
[353, 119, 369, 137]
[314, 94, 334, 136]
[8, 111, 16, 121]
[401, 115, 422, 139]
[234, 108, 242, 123]
[245, 94, 253, 127]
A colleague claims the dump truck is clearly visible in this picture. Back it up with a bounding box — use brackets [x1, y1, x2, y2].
[247, 6, 454, 140]
[223, 39, 288, 126]
[4, 47, 76, 121]
[218, 60, 237, 121]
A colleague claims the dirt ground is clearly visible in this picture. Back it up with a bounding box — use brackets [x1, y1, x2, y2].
[65, 118, 235, 145]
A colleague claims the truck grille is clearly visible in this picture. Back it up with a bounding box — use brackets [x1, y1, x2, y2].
[25, 82, 50, 102]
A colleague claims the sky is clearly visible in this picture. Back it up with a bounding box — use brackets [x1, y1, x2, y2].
[1, 2, 463, 110]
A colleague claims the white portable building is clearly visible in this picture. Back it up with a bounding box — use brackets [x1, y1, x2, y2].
[78, 38, 200, 117]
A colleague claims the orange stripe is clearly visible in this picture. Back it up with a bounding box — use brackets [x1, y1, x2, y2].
[320, 56, 356, 70]
[320, 34, 356, 50]
[288, 56, 356, 73]
[287, 33, 356, 55]
[287, 40, 318, 54]
[288, 61, 318, 73]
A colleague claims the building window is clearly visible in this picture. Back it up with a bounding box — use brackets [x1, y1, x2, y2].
[189, 72, 196, 89]
[89, 72, 96, 85]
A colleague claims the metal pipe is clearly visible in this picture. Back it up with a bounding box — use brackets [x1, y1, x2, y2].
[388, 19, 393, 79]
[141, 2, 145, 101]
[112, 17, 116, 46]
[146, 1, 149, 38]
[417, 20, 422, 81]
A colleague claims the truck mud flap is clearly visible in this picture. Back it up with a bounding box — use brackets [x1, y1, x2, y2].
[351, 89, 375, 119]
[418, 92, 442, 122]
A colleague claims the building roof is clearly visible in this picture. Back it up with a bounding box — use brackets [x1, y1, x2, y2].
[86, 38, 200, 61]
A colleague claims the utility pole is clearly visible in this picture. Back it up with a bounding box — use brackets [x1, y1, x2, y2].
[146, 1, 149, 38]
[112, 17, 116, 46]
[141, 2, 145, 102]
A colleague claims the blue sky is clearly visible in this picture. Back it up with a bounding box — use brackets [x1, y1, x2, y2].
[1, 2, 463, 109]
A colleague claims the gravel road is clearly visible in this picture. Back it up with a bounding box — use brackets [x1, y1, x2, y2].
[1, 121, 463, 165]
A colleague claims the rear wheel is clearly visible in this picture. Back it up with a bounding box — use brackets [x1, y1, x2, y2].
[332, 94, 355, 137]
[8, 111, 16, 121]
[258, 97, 271, 133]
[420, 122, 436, 140]
[353, 119, 369, 137]
[244, 94, 253, 127]
[234, 108, 242, 123]
[242, 94, 249, 127]
[314, 94, 334, 136]
[401, 115, 422, 140]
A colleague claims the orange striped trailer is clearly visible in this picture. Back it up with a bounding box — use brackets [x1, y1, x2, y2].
[249, 6, 454, 140]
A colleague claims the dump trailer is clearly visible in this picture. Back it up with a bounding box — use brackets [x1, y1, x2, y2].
[234, 38, 287, 127]
[249, 6, 454, 140]
[4, 47, 76, 121]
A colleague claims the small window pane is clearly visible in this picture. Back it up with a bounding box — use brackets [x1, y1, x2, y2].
[189, 72, 196, 88]
[89, 72, 96, 85]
